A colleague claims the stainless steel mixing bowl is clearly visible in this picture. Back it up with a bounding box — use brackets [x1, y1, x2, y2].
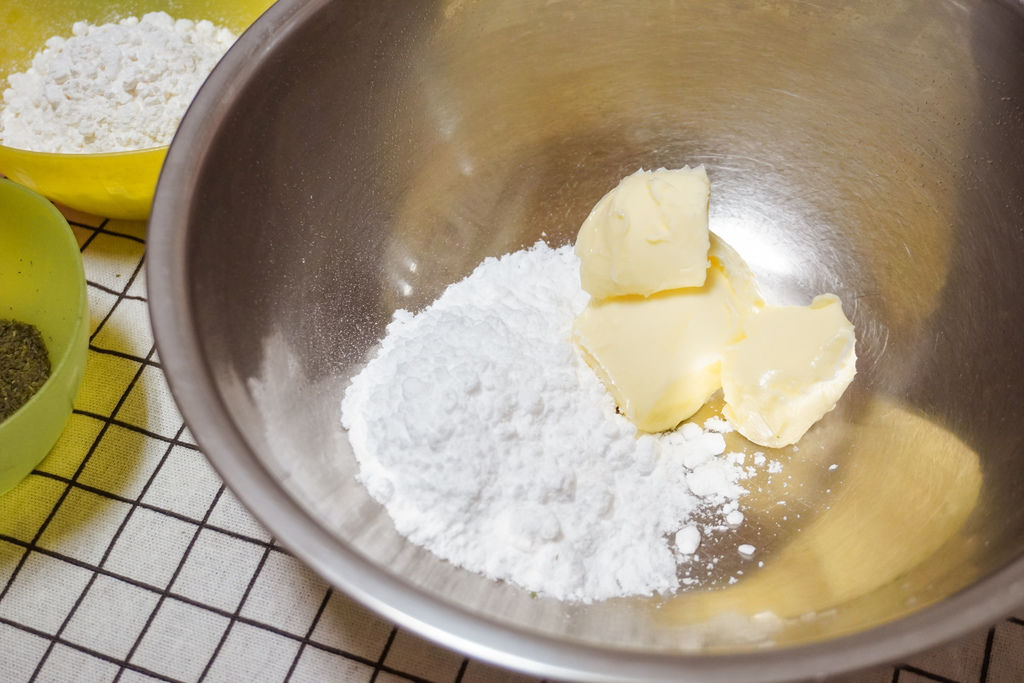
[148, 0, 1024, 680]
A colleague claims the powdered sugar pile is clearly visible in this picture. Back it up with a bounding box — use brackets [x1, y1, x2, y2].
[342, 242, 774, 602]
[0, 12, 236, 153]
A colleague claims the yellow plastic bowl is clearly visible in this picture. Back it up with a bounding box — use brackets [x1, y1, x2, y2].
[0, 0, 274, 219]
[0, 179, 88, 496]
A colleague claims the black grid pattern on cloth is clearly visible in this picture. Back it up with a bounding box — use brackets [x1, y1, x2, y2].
[0, 205, 1021, 683]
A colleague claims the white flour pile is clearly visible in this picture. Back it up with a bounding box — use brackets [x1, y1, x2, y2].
[0, 12, 237, 153]
[342, 242, 775, 602]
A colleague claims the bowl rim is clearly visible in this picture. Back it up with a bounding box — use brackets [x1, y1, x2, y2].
[146, 1, 1024, 680]
[0, 142, 170, 159]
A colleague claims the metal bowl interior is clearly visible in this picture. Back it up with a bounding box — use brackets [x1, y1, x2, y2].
[148, 1, 1024, 680]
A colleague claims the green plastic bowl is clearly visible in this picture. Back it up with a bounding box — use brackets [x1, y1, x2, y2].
[0, 179, 88, 496]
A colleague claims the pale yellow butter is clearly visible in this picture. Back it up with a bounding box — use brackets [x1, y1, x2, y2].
[573, 165, 856, 445]
[574, 236, 761, 433]
[721, 294, 857, 448]
[575, 166, 711, 298]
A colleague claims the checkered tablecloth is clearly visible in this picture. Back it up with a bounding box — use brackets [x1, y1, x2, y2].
[1, 203, 1023, 683]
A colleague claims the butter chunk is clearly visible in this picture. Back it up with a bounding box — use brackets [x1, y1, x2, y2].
[575, 166, 711, 298]
[721, 294, 857, 448]
[707, 232, 765, 316]
[574, 249, 749, 433]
